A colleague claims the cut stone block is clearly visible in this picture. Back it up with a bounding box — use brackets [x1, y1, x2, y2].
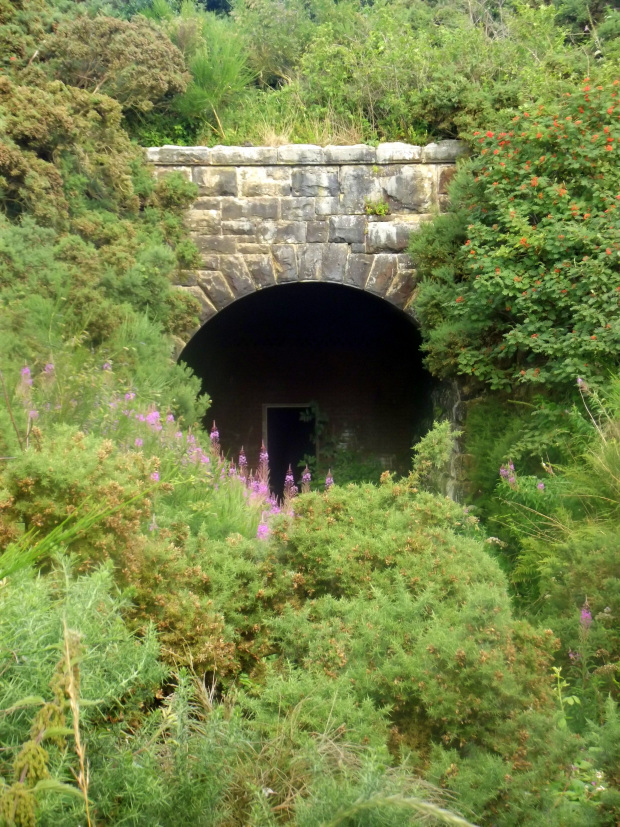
[239, 167, 292, 197]
[221, 197, 279, 220]
[366, 221, 413, 253]
[221, 219, 257, 237]
[376, 143, 422, 164]
[324, 145, 376, 164]
[366, 254, 398, 296]
[210, 146, 277, 165]
[292, 167, 339, 197]
[245, 254, 276, 288]
[299, 244, 323, 281]
[191, 234, 238, 256]
[192, 167, 237, 196]
[272, 245, 298, 283]
[322, 244, 348, 283]
[220, 255, 256, 298]
[329, 215, 366, 244]
[150, 146, 211, 165]
[277, 145, 324, 164]
[258, 221, 306, 244]
[385, 268, 418, 309]
[196, 271, 234, 310]
[306, 221, 329, 243]
[187, 209, 221, 234]
[345, 254, 373, 289]
[280, 197, 316, 221]
[315, 197, 342, 216]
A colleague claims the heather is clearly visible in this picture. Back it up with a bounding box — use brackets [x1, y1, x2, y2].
[1, 0, 620, 825]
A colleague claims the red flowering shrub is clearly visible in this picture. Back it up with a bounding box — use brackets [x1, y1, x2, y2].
[410, 78, 620, 391]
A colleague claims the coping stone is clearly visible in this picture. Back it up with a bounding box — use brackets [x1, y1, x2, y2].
[324, 145, 376, 164]
[151, 146, 212, 165]
[210, 146, 278, 165]
[277, 145, 325, 164]
[376, 143, 423, 164]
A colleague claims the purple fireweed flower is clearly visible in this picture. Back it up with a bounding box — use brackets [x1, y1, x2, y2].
[44, 363, 54, 374]
[150, 471, 160, 482]
[28, 409, 38, 420]
[257, 521, 269, 540]
[210, 421, 219, 443]
[499, 465, 510, 479]
[175, 431, 183, 439]
[148, 517, 158, 532]
[509, 462, 515, 471]
[135, 438, 143, 448]
[102, 362, 111, 371]
[301, 465, 311, 494]
[537, 482, 545, 490]
[239, 447, 247, 469]
[580, 604, 592, 629]
[146, 410, 160, 428]
[20, 366, 32, 386]
[166, 413, 175, 423]
[260, 443, 269, 465]
[125, 392, 136, 401]
[508, 476, 516, 486]
[325, 470, 334, 489]
[228, 461, 237, 477]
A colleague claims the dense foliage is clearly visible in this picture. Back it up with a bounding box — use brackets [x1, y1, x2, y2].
[2, 0, 620, 824]
[409, 79, 620, 391]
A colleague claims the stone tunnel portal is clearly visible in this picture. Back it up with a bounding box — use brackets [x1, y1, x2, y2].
[180, 282, 433, 493]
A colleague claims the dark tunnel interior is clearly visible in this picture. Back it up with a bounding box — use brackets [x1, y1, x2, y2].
[180, 283, 434, 494]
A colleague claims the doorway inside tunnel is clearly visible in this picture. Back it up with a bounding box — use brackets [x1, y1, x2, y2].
[179, 283, 434, 491]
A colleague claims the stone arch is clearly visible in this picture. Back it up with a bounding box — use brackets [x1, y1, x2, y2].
[147, 140, 465, 345]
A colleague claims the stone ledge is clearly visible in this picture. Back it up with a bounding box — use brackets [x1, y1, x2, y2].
[147, 141, 467, 166]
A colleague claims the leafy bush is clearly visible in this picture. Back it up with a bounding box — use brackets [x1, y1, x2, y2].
[410, 76, 620, 392]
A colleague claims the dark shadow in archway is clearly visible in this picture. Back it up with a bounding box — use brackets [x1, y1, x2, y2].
[180, 283, 434, 494]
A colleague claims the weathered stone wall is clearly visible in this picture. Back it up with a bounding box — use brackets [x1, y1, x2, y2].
[146, 141, 465, 338]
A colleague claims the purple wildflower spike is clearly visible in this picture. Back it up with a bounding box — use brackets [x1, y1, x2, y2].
[580, 602, 592, 629]
[283, 464, 298, 508]
[258, 440, 270, 488]
[325, 469, 334, 489]
[20, 366, 32, 387]
[210, 420, 220, 444]
[301, 465, 311, 494]
[239, 447, 247, 479]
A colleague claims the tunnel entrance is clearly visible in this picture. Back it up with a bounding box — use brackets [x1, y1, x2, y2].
[179, 283, 434, 490]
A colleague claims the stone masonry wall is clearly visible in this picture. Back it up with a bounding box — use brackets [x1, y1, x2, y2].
[146, 141, 466, 339]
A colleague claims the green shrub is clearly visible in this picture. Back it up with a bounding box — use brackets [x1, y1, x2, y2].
[410, 76, 620, 392]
